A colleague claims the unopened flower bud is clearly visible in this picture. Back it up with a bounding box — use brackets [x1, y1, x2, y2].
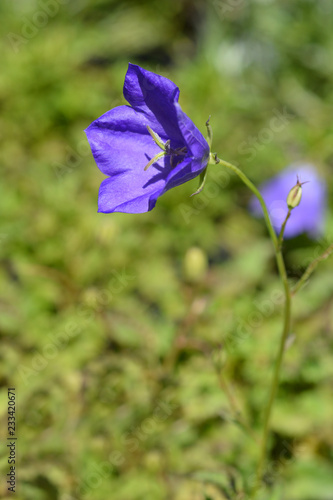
[287, 176, 307, 209]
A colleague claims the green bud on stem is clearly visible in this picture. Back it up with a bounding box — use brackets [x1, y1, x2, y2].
[287, 176, 308, 209]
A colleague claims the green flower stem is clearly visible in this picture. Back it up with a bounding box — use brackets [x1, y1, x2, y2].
[278, 209, 292, 249]
[211, 155, 292, 497]
[291, 243, 333, 296]
[210, 155, 279, 251]
[251, 281, 291, 497]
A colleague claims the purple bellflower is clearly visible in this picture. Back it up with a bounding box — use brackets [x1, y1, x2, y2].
[251, 164, 327, 239]
[85, 64, 210, 214]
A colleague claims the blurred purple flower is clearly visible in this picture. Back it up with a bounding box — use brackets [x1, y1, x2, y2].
[250, 164, 327, 238]
[85, 63, 210, 214]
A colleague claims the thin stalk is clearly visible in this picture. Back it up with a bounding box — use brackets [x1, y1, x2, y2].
[212, 155, 292, 498]
[211, 155, 279, 251]
[250, 265, 291, 497]
[278, 209, 291, 249]
[291, 243, 333, 296]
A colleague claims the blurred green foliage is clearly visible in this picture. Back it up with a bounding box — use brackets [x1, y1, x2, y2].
[0, 0, 333, 499]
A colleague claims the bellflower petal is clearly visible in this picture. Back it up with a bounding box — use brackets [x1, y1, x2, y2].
[123, 64, 182, 145]
[85, 105, 166, 176]
[250, 164, 327, 238]
[174, 102, 209, 160]
[85, 63, 210, 214]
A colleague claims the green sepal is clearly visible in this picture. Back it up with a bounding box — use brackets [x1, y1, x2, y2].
[191, 167, 208, 196]
[205, 115, 213, 149]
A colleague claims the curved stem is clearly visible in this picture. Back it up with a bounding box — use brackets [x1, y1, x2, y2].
[252, 281, 291, 496]
[278, 209, 291, 249]
[212, 156, 279, 251]
[213, 155, 292, 498]
[291, 243, 333, 296]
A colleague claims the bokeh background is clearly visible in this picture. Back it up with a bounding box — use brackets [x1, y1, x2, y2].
[1, 1, 333, 499]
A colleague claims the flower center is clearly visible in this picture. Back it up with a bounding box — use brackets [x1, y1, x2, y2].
[144, 126, 187, 171]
